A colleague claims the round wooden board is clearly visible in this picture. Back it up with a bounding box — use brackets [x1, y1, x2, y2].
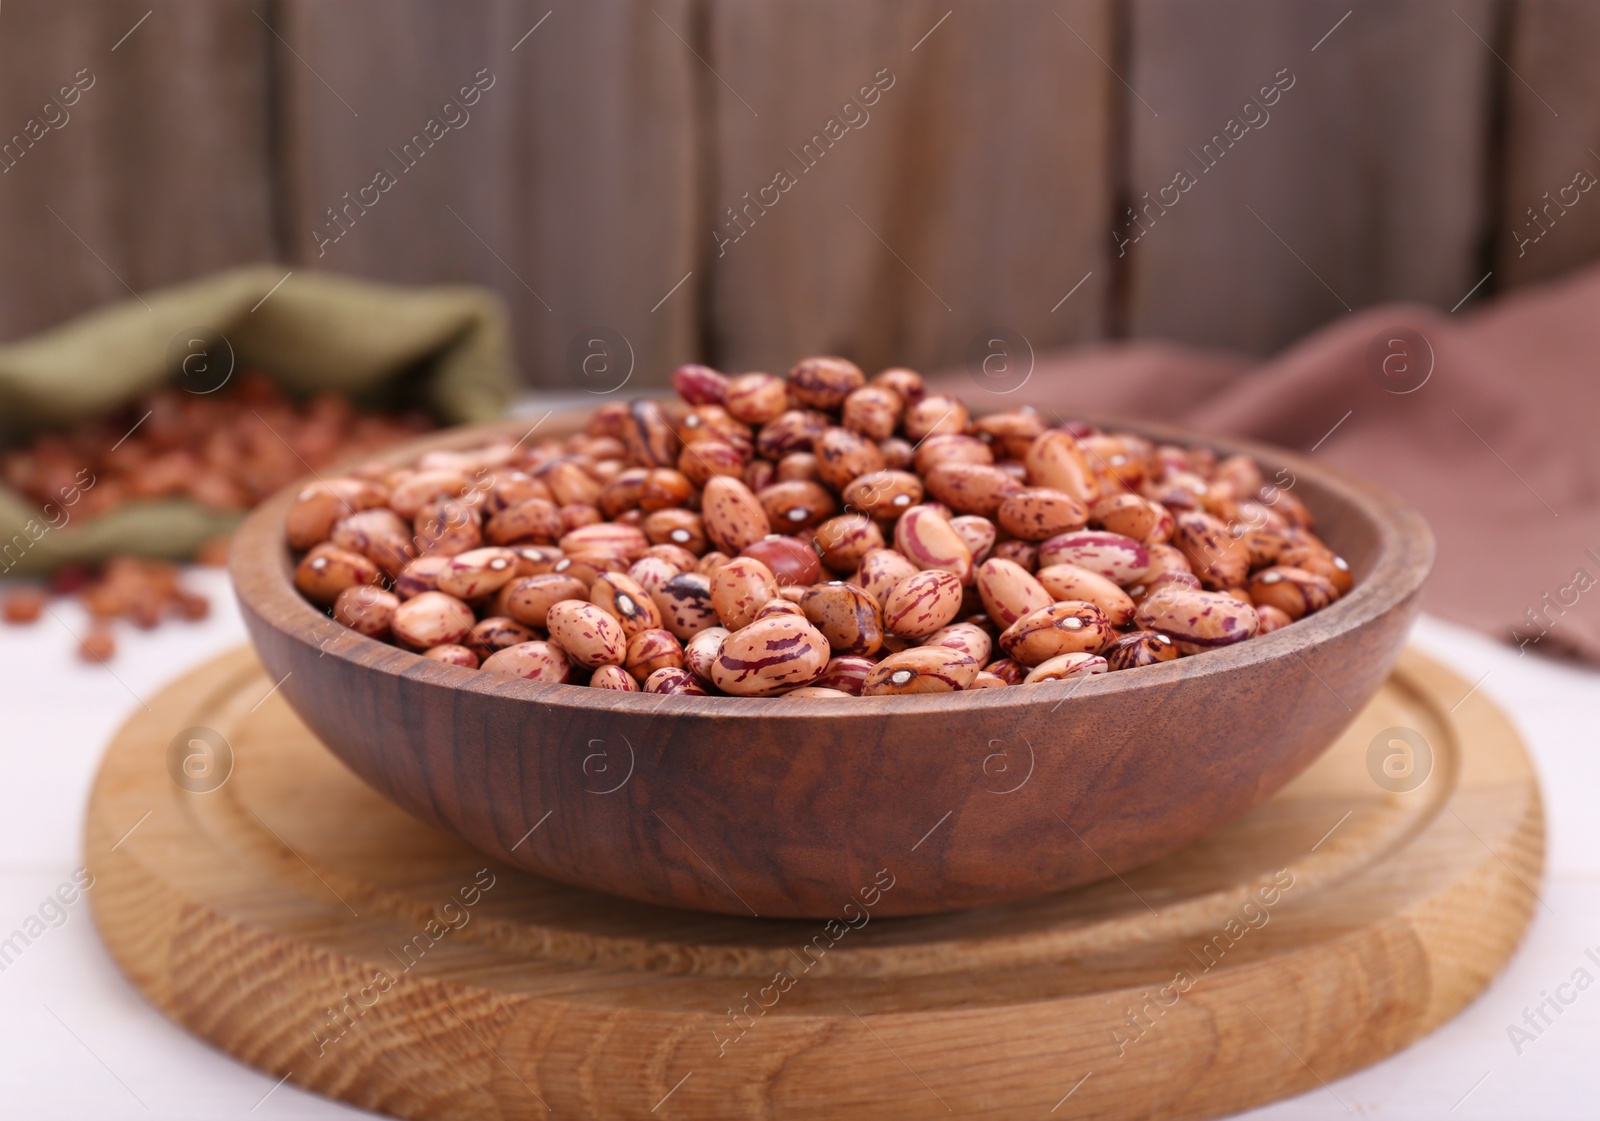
[86, 646, 1543, 1121]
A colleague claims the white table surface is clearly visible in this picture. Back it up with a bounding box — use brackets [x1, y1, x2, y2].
[0, 570, 1595, 1119]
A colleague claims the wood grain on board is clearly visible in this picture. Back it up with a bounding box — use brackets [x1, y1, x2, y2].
[86, 646, 1542, 1120]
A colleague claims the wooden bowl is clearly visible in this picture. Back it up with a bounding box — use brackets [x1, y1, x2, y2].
[232, 414, 1432, 919]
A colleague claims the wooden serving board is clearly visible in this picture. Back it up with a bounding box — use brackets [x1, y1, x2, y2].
[86, 647, 1543, 1121]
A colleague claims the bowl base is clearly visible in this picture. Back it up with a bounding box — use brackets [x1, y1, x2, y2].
[87, 646, 1541, 1121]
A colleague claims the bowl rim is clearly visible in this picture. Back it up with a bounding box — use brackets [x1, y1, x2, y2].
[230, 410, 1434, 719]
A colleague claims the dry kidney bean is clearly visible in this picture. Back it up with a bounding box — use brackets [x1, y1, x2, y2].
[627, 555, 681, 598]
[1134, 586, 1260, 656]
[997, 487, 1087, 541]
[1173, 510, 1251, 590]
[949, 515, 997, 563]
[985, 658, 1026, 685]
[789, 356, 865, 411]
[395, 554, 451, 600]
[842, 469, 923, 519]
[286, 479, 390, 550]
[741, 535, 822, 586]
[975, 558, 1052, 628]
[815, 426, 885, 490]
[873, 366, 925, 401]
[701, 475, 771, 554]
[487, 498, 563, 546]
[710, 615, 830, 696]
[465, 616, 536, 661]
[1035, 564, 1136, 627]
[645, 667, 711, 695]
[759, 479, 836, 531]
[1037, 530, 1151, 586]
[298, 354, 1352, 697]
[1247, 565, 1338, 620]
[913, 433, 992, 477]
[481, 640, 571, 682]
[1104, 631, 1179, 671]
[999, 601, 1114, 665]
[437, 547, 521, 600]
[800, 581, 884, 656]
[925, 621, 993, 665]
[855, 548, 920, 606]
[333, 585, 398, 638]
[331, 508, 414, 576]
[894, 505, 974, 584]
[1256, 604, 1293, 633]
[591, 664, 641, 691]
[391, 591, 475, 649]
[923, 463, 1019, 517]
[841, 386, 902, 441]
[990, 539, 1038, 571]
[711, 556, 777, 630]
[653, 572, 721, 639]
[1025, 430, 1101, 505]
[903, 395, 969, 441]
[882, 570, 964, 637]
[1023, 652, 1108, 684]
[423, 643, 479, 667]
[812, 514, 883, 571]
[545, 600, 627, 667]
[294, 546, 379, 606]
[861, 647, 980, 695]
[624, 627, 686, 682]
[501, 574, 587, 628]
[1089, 493, 1172, 544]
[591, 572, 663, 637]
[682, 626, 729, 681]
[723, 373, 788, 425]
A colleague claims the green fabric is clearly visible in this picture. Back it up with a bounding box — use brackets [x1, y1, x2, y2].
[0, 264, 514, 576]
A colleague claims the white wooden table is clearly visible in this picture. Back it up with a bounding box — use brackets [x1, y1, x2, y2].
[0, 568, 1594, 1119]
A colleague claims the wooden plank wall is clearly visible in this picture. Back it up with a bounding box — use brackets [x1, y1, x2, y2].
[1, 0, 1597, 388]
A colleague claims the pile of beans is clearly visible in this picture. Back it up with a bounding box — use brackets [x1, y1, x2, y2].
[289, 358, 1352, 698]
[1, 373, 434, 661]
[2, 371, 432, 520]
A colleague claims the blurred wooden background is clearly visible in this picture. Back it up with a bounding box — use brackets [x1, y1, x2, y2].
[2, 0, 1598, 389]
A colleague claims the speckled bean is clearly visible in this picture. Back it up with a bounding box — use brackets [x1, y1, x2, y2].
[545, 600, 627, 667]
[1134, 586, 1260, 655]
[974, 558, 1052, 628]
[999, 601, 1114, 666]
[861, 647, 980, 695]
[391, 590, 476, 649]
[481, 640, 572, 682]
[710, 615, 830, 696]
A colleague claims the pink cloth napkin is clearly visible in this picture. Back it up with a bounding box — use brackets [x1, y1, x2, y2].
[943, 264, 1600, 662]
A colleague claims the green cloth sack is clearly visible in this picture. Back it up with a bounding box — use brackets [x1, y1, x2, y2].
[0, 264, 514, 576]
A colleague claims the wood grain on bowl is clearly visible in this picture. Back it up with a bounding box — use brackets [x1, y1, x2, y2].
[231, 413, 1434, 918]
